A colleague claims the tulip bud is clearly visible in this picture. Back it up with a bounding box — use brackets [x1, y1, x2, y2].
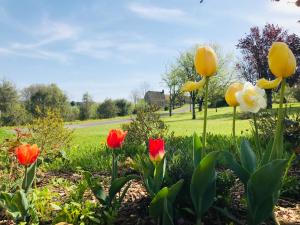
[194, 46, 218, 77]
[268, 42, 296, 78]
[225, 83, 244, 107]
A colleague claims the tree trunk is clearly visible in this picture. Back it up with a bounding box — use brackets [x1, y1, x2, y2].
[198, 97, 203, 112]
[192, 92, 196, 120]
[266, 89, 272, 109]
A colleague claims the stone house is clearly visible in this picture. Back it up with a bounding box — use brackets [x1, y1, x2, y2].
[144, 90, 166, 108]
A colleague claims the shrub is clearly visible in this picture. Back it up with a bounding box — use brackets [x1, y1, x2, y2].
[114, 99, 132, 116]
[122, 106, 169, 146]
[293, 85, 300, 101]
[97, 99, 118, 119]
[27, 109, 73, 161]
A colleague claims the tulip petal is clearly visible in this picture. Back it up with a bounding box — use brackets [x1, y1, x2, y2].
[256, 77, 282, 90]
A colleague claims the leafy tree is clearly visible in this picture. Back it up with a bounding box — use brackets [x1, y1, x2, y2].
[0, 79, 29, 125]
[162, 66, 182, 117]
[236, 23, 300, 108]
[177, 50, 199, 119]
[79, 92, 93, 120]
[114, 99, 132, 116]
[97, 99, 118, 119]
[22, 83, 68, 117]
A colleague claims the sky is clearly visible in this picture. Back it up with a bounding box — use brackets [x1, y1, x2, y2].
[0, 0, 299, 102]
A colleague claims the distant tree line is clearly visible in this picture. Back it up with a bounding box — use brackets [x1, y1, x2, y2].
[0, 80, 133, 126]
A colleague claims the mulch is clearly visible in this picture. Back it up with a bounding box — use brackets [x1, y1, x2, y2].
[1, 169, 299, 225]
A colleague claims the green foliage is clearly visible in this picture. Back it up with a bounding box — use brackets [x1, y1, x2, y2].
[53, 180, 100, 225]
[114, 99, 132, 116]
[190, 151, 220, 224]
[281, 174, 300, 199]
[0, 79, 30, 126]
[23, 83, 68, 117]
[84, 171, 137, 224]
[97, 99, 118, 119]
[247, 160, 287, 225]
[293, 85, 300, 101]
[27, 109, 73, 161]
[31, 186, 60, 222]
[135, 156, 166, 197]
[149, 179, 184, 225]
[122, 106, 169, 146]
[79, 92, 94, 120]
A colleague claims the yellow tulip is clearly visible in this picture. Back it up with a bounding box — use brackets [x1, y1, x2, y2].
[256, 77, 282, 89]
[268, 42, 296, 78]
[181, 78, 206, 92]
[194, 46, 217, 77]
[225, 82, 244, 107]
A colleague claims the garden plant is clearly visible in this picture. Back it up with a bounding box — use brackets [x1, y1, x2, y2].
[0, 41, 299, 225]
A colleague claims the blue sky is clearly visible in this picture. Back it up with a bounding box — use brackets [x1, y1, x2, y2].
[0, 0, 299, 101]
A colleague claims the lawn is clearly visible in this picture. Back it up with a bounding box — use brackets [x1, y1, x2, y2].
[1, 103, 299, 147]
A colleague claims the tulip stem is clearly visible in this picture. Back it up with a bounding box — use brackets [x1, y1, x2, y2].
[23, 166, 28, 192]
[112, 152, 117, 184]
[271, 78, 286, 160]
[232, 106, 237, 150]
[202, 77, 209, 156]
[253, 113, 261, 158]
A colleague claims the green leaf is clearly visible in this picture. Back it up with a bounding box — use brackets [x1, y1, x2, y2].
[149, 187, 169, 217]
[154, 157, 166, 194]
[220, 151, 250, 185]
[240, 140, 256, 174]
[190, 151, 219, 217]
[260, 139, 273, 166]
[83, 171, 107, 204]
[12, 190, 29, 218]
[167, 179, 184, 203]
[193, 133, 202, 168]
[109, 175, 137, 203]
[247, 159, 287, 225]
[22, 162, 37, 192]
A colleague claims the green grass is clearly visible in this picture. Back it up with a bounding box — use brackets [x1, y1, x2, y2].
[164, 107, 251, 136]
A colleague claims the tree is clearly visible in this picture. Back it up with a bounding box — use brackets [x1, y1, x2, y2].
[97, 99, 118, 119]
[79, 92, 93, 120]
[236, 23, 300, 108]
[22, 83, 68, 117]
[177, 50, 200, 119]
[0, 79, 18, 113]
[114, 99, 132, 116]
[0, 79, 29, 125]
[130, 89, 141, 106]
[162, 66, 182, 116]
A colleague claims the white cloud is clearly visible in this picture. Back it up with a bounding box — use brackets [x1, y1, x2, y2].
[128, 3, 185, 21]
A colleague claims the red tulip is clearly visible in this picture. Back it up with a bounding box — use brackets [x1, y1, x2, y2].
[149, 138, 165, 162]
[15, 144, 40, 166]
[107, 129, 127, 149]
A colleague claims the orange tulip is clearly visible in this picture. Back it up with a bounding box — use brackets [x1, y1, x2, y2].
[15, 144, 40, 166]
[107, 129, 127, 149]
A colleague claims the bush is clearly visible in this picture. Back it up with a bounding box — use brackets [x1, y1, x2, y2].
[251, 108, 300, 151]
[27, 109, 73, 161]
[122, 106, 169, 146]
[114, 99, 132, 116]
[293, 85, 300, 101]
[97, 99, 118, 119]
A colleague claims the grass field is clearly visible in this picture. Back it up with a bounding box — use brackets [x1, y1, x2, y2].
[1, 103, 299, 147]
